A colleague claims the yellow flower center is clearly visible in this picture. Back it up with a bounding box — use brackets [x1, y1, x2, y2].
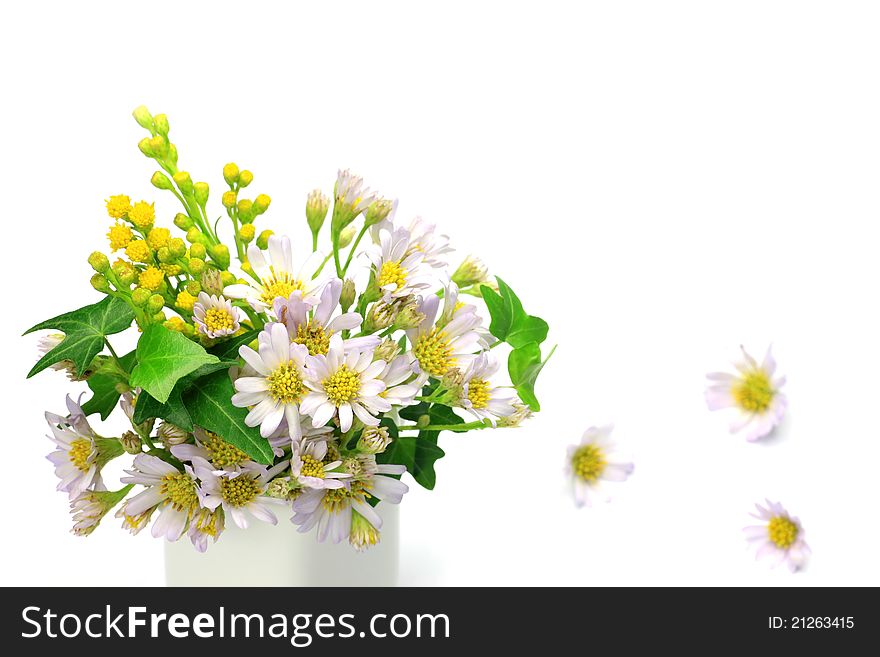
[128, 201, 155, 228]
[467, 378, 491, 409]
[159, 472, 198, 511]
[69, 438, 92, 472]
[260, 269, 304, 306]
[378, 260, 407, 291]
[571, 444, 607, 483]
[107, 223, 133, 250]
[299, 454, 325, 479]
[204, 307, 235, 334]
[176, 290, 197, 311]
[125, 240, 151, 263]
[321, 487, 353, 513]
[293, 320, 332, 356]
[191, 508, 221, 537]
[267, 362, 305, 405]
[147, 227, 171, 250]
[733, 370, 774, 413]
[323, 365, 361, 406]
[413, 329, 455, 377]
[138, 266, 164, 291]
[768, 516, 798, 549]
[105, 194, 132, 219]
[201, 430, 248, 468]
[220, 475, 260, 507]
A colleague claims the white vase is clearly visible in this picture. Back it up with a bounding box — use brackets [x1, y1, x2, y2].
[165, 500, 399, 586]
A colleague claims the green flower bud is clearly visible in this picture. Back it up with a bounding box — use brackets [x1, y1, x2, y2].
[169, 237, 187, 258]
[189, 242, 207, 259]
[237, 199, 255, 223]
[90, 273, 110, 292]
[200, 269, 224, 295]
[340, 278, 356, 313]
[151, 171, 174, 191]
[156, 246, 173, 263]
[137, 137, 154, 158]
[452, 255, 489, 289]
[364, 197, 394, 227]
[120, 431, 142, 455]
[148, 135, 168, 158]
[132, 105, 154, 131]
[153, 113, 169, 137]
[152, 311, 167, 323]
[338, 224, 356, 249]
[167, 143, 178, 167]
[209, 244, 230, 269]
[188, 257, 206, 275]
[185, 280, 201, 295]
[223, 163, 240, 186]
[220, 271, 236, 286]
[88, 251, 110, 273]
[305, 189, 329, 235]
[147, 294, 165, 313]
[174, 212, 194, 231]
[186, 227, 207, 245]
[131, 287, 152, 307]
[238, 170, 253, 187]
[173, 171, 194, 195]
[239, 223, 255, 243]
[254, 194, 271, 214]
[256, 229, 274, 250]
[193, 182, 209, 207]
[112, 260, 136, 286]
[222, 190, 237, 209]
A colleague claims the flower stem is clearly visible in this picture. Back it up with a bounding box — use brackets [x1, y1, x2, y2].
[341, 225, 369, 276]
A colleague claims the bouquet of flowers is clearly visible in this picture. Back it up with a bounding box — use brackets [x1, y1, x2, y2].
[27, 106, 554, 551]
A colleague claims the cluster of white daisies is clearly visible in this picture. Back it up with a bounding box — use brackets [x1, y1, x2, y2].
[43, 174, 532, 552]
[565, 344, 808, 573]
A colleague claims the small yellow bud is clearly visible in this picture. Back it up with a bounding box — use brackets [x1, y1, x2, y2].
[174, 213, 193, 231]
[220, 271, 236, 286]
[222, 190, 237, 209]
[90, 273, 110, 292]
[223, 163, 240, 186]
[107, 223, 133, 251]
[241, 261, 253, 276]
[238, 170, 253, 187]
[175, 290, 197, 312]
[173, 171, 193, 195]
[188, 257, 206, 275]
[148, 135, 168, 158]
[256, 229, 273, 250]
[340, 278, 356, 312]
[167, 143, 178, 167]
[208, 244, 230, 269]
[153, 114, 169, 137]
[138, 266, 165, 291]
[186, 227, 207, 245]
[254, 194, 271, 214]
[128, 201, 155, 229]
[189, 242, 207, 259]
[132, 106, 154, 130]
[88, 251, 110, 273]
[305, 189, 329, 235]
[151, 171, 174, 191]
[161, 263, 182, 276]
[237, 199, 254, 223]
[112, 259, 136, 286]
[137, 137, 154, 158]
[152, 311, 167, 323]
[106, 194, 133, 220]
[156, 246, 173, 263]
[239, 223, 255, 243]
[147, 227, 171, 250]
[185, 280, 201, 295]
[125, 239, 152, 263]
[364, 198, 394, 227]
[169, 237, 187, 258]
[194, 182, 209, 207]
[164, 316, 187, 333]
[131, 287, 152, 307]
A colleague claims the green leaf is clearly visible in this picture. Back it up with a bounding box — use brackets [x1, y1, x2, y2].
[24, 296, 136, 378]
[420, 403, 463, 444]
[508, 342, 556, 412]
[129, 325, 220, 404]
[81, 351, 136, 420]
[132, 360, 235, 431]
[183, 369, 274, 464]
[481, 277, 548, 348]
[399, 402, 430, 423]
[378, 420, 446, 490]
[208, 329, 259, 360]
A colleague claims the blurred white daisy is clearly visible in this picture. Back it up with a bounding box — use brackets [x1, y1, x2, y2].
[565, 425, 634, 508]
[459, 351, 518, 426]
[231, 322, 310, 440]
[705, 345, 787, 442]
[193, 292, 241, 339]
[301, 335, 391, 431]
[366, 226, 434, 301]
[744, 499, 810, 572]
[224, 235, 325, 312]
[193, 458, 288, 529]
[406, 294, 484, 378]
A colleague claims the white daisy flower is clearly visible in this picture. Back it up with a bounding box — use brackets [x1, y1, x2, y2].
[705, 345, 787, 442]
[744, 499, 810, 572]
[224, 235, 325, 312]
[187, 507, 225, 553]
[301, 335, 391, 431]
[273, 279, 378, 356]
[565, 425, 634, 508]
[406, 294, 484, 378]
[193, 458, 288, 529]
[172, 426, 250, 471]
[45, 395, 117, 500]
[404, 216, 453, 268]
[366, 226, 434, 301]
[120, 450, 201, 542]
[115, 501, 155, 536]
[230, 322, 310, 440]
[193, 292, 242, 338]
[333, 169, 377, 225]
[290, 439, 351, 490]
[459, 351, 518, 426]
[378, 352, 426, 408]
[267, 418, 334, 457]
[68, 487, 110, 536]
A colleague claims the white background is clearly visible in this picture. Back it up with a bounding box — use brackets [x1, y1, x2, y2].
[2, 1, 878, 586]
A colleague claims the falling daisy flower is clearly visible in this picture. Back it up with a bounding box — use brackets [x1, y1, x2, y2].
[224, 234, 325, 312]
[459, 351, 518, 426]
[565, 425, 634, 508]
[744, 499, 810, 572]
[231, 322, 311, 439]
[705, 345, 787, 442]
[193, 458, 288, 529]
[192, 292, 241, 339]
[301, 334, 391, 431]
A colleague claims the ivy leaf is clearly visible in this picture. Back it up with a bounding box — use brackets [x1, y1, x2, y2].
[81, 351, 137, 420]
[481, 277, 548, 348]
[399, 402, 430, 423]
[129, 325, 220, 404]
[378, 423, 446, 491]
[24, 296, 136, 378]
[183, 369, 274, 464]
[132, 360, 235, 431]
[508, 342, 556, 412]
[208, 329, 259, 360]
[420, 403, 464, 445]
